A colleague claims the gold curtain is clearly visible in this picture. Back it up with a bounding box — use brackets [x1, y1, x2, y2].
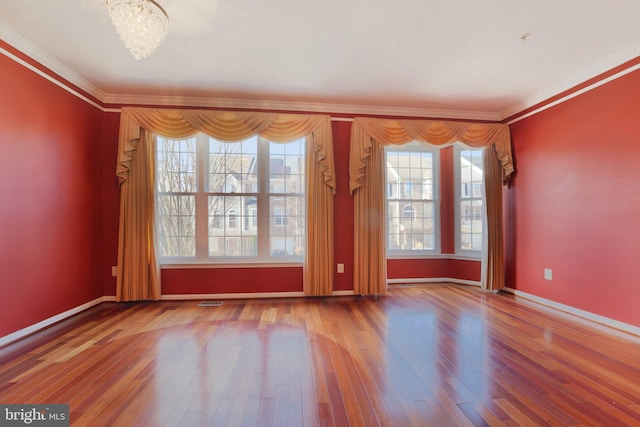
[483, 144, 506, 291]
[116, 127, 160, 301]
[349, 117, 514, 295]
[116, 107, 336, 300]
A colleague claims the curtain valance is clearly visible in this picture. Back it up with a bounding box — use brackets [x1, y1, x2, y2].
[349, 117, 514, 194]
[116, 107, 335, 192]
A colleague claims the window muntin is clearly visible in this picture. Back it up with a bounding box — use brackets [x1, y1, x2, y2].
[156, 134, 305, 263]
[385, 143, 439, 255]
[455, 144, 484, 254]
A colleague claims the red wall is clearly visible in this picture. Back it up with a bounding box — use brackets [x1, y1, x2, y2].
[100, 112, 122, 296]
[332, 120, 356, 291]
[161, 268, 303, 294]
[387, 259, 449, 279]
[440, 146, 455, 254]
[507, 69, 640, 327]
[0, 47, 104, 337]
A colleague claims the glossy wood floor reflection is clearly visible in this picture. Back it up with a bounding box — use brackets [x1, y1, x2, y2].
[2, 284, 640, 426]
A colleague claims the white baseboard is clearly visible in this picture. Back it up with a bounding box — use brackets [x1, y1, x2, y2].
[503, 287, 640, 337]
[387, 277, 482, 287]
[0, 297, 109, 348]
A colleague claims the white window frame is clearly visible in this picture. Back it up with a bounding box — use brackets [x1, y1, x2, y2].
[454, 143, 484, 258]
[156, 133, 305, 265]
[385, 141, 440, 257]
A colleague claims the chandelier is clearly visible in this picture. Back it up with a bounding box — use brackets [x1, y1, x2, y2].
[104, 0, 169, 60]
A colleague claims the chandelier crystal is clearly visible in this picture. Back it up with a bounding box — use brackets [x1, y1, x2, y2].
[104, 0, 169, 60]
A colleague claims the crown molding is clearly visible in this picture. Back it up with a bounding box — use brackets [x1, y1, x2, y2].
[0, 44, 107, 112]
[103, 93, 503, 121]
[0, 22, 107, 103]
[501, 46, 640, 123]
[504, 62, 640, 124]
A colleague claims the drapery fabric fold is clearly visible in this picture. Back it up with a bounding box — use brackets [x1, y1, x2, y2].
[482, 144, 506, 291]
[352, 140, 387, 296]
[116, 107, 336, 300]
[349, 117, 514, 295]
[304, 122, 336, 295]
[116, 127, 160, 302]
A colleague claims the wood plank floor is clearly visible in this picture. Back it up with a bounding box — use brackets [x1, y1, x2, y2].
[2, 284, 640, 426]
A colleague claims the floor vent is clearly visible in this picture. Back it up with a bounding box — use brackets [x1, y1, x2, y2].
[199, 301, 224, 307]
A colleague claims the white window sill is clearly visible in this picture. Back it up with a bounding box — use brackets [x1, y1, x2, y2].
[161, 261, 303, 269]
[386, 254, 481, 261]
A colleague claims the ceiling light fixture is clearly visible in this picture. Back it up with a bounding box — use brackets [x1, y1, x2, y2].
[104, 0, 169, 60]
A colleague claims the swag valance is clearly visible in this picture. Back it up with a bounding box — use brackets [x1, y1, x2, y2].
[350, 117, 513, 193]
[115, 107, 336, 301]
[117, 107, 335, 190]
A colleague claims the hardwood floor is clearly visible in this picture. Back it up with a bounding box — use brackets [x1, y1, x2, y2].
[2, 284, 640, 426]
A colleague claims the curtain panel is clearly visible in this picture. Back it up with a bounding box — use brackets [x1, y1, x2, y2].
[349, 117, 514, 295]
[483, 144, 506, 291]
[116, 107, 336, 301]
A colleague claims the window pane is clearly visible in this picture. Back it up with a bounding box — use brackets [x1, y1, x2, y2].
[157, 195, 195, 257]
[270, 195, 305, 256]
[208, 136, 258, 193]
[459, 148, 483, 252]
[270, 139, 305, 194]
[156, 137, 197, 193]
[386, 147, 436, 253]
[208, 196, 258, 257]
[389, 200, 435, 250]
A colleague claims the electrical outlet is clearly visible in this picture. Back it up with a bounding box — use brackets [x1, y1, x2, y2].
[112, 266, 118, 277]
[544, 268, 552, 281]
[337, 263, 344, 273]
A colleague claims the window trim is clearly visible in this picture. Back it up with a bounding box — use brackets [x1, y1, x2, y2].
[384, 141, 441, 256]
[454, 143, 484, 258]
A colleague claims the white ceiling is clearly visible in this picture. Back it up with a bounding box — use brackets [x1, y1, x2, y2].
[1, 0, 640, 120]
